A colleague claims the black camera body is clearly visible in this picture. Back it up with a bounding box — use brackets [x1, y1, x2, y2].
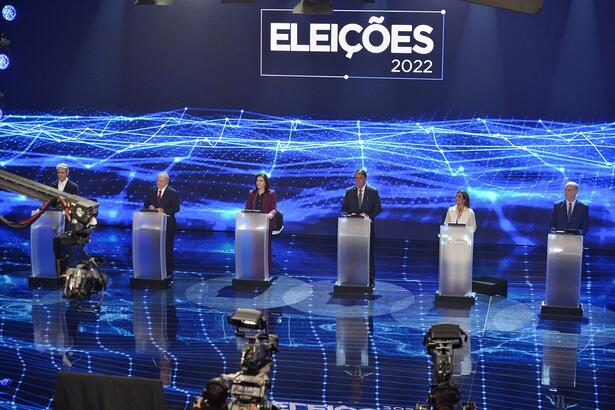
[64, 261, 106, 302]
[224, 309, 280, 410]
[416, 324, 477, 410]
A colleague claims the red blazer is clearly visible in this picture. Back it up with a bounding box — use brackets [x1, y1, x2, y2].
[245, 189, 278, 230]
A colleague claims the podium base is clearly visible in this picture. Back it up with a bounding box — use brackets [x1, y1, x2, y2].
[28, 276, 62, 288]
[333, 283, 373, 295]
[434, 292, 476, 308]
[130, 275, 173, 289]
[540, 302, 584, 321]
[472, 276, 507, 297]
[232, 277, 273, 290]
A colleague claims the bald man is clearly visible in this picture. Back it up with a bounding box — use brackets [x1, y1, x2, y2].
[550, 181, 589, 234]
[144, 172, 180, 275]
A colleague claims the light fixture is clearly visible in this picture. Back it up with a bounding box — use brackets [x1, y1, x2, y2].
[0, 54, 9, 70]
[463, 0, 544, 14]
[134, 0, 174, 5]
[2, 4, 16, 22]
[293, 0, 333, 15]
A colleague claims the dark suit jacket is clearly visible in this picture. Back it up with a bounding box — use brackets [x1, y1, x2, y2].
[144, 186, 180, 230]
[51, 179, 79, 196]
[550, 199, 589, 234]
[245, 189, 278, 230]
[341, 185, 382, 220]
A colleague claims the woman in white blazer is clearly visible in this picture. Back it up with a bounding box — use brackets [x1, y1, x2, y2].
[444, 191, 477, 231]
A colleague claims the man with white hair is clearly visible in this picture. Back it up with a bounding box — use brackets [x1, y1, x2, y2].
[549, 181, 589, 234]
[51, 163, 79, 195]
[49, 163, 79, 275]
[144, 171, 180, 275]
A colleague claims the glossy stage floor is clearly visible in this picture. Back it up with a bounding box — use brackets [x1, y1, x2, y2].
[0, 227, 614, 410]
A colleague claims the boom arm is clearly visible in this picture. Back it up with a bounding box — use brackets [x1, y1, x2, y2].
[0, 169, 98, 230]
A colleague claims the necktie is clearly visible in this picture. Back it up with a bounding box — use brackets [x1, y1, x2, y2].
[358, 189, 364, 208]
[567, 202, 572, 222]
[156, 190, 162, 206]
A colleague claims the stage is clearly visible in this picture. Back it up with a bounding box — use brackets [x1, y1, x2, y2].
[0, 227, 613, 409]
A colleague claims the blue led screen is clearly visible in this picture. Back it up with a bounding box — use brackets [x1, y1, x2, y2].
[1, 110, 613, 246]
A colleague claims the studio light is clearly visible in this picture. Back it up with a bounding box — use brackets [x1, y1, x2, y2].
[0, 54, 10, 70]
[134, 0, 174, 5]
[463, 0, 544, 14]
[2, 4, 16, 22]
[293, 0, 333, 15]
[0, 32, 10, 50]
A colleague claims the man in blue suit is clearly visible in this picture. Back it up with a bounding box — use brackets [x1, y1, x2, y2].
[550, 181, 589, 234]
[145, 172, 180, 276]
[342, 169, 383, 288]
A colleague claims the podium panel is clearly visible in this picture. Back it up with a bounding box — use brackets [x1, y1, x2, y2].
[336, 217, 371, 288]
[545, 233, 583, 308]
[438, 224, 474, 296]
[31, 210, 65, 279]
[235, 212, 269, 282]
[132, 212, 168, 280]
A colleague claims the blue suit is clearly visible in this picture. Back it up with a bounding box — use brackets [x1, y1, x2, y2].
[550, 200, 589, 234]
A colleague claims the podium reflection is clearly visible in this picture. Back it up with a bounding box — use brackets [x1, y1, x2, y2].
[133, 288, 177, 387]
[32, 289, 70, 353]
[32, 289, 98, 369]
[541, 322, 580, 409]
[335, 298, 374, 403]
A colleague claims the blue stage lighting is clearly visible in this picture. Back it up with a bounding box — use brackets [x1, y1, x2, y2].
[0, 54, 9, 70]
[1, 4, 16, 21]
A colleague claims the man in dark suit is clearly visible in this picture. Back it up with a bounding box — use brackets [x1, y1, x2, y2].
[550, 181, 589, 234]
[51, 163, 79, 195]
[144, 172, 180, 276]
[341, 169, 383, 288]
[50, 163, 80, 275]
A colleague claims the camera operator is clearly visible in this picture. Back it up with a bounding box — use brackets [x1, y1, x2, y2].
[192, 377, 230, 410]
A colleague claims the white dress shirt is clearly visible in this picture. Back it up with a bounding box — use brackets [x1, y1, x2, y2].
[444, 206, 477, 231]
[57, 178, 68, 192]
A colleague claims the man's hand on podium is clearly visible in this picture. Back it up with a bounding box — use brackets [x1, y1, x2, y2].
[156, 208, 164, 214]
[266, 212, 275, 219]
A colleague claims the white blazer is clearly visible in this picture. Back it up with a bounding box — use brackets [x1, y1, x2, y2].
[444, 206, 477, 231]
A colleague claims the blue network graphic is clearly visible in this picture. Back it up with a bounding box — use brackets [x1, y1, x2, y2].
[0, 109, 614, 246]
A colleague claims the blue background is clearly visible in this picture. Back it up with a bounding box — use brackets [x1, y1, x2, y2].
[1, 0, 614, 247]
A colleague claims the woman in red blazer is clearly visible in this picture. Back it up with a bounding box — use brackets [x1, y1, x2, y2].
[245, 173, 277, 273]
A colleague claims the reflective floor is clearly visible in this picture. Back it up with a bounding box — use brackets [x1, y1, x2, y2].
[0, 227, 614, 410]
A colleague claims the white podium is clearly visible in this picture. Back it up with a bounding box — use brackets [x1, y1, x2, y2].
[233, 211, 271, 289]
[131, 211, 171, 288]
[435, 224, 476, 306]
[29, 210, 65, 286]
[540, 233, 584, 319]
[334, 216, 372, 293]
